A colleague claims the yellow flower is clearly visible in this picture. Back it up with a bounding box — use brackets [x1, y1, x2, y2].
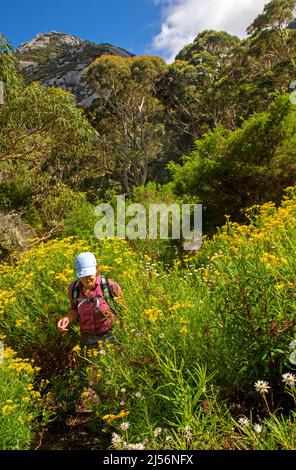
[102, 410, 129, 423]
[183, 302, 193, 308]
[102, 413, 117, 422]
[3, 347, 17, 359]
[22, 396, 31, 403]
[253, 232, 267, 240]
[8, 361, 37, 374]
[1, 404, 17, 415]
[32, 391, 41, 399]
[260, 253, 287, 267]
[144, 307, 163, 323]
[210, 254, 221, 261]
[99, 265, 114, 271]
[122, 269, 136, 277]
[87, 349, 99, 357]
[15, 319, 26, 328]
[180, 327, 188, 334]
[169, 303, 182, 312]
[54, 273, 68, 283]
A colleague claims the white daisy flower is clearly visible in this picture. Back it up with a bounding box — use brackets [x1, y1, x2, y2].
[126, 443, 145, 450]
[120, 421, 130, 431]
[253, 423, 263, 434]
[282, 372, 296, 387]
[254, 380, 270, 394]
[111, 432, 124, 447]
[238, 417, 250, 427]
[153, 427, 162, 437]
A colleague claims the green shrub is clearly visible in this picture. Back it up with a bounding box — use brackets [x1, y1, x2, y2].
[0, 345, 42, 449]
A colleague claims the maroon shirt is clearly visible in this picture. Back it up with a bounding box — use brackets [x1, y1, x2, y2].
[68, 274, 123, 335]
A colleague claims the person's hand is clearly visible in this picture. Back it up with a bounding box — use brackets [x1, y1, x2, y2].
[57, 317, 70, 333]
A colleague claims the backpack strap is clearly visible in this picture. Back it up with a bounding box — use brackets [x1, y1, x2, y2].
[100, 276, 117, 314]
[71, 276, 116, 310]
[100, 276, 113, 301]
[71, 280, 80, 309]
[70, 275, 122, 326]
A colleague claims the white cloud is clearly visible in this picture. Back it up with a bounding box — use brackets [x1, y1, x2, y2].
[151, 0, 267, 62]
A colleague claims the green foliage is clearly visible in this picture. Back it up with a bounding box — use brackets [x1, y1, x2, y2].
[1, 2, 296, 450]
[0, 346, 43, 449]
[127, 182, 183, 264]
[84, 55, 167, 196]
[247, 0, 296, 35]
[234, 409, 296, 449]
[25, 183, 96, 234]
[0, 80, 95, 163]
[176, 29, 240, 63]
[84, 190, 295, 449]
[48, 364, 86, 417]
[0, 164, 36, 212]
[0, 35, 22, 89]
[0, 34, 95, 167]
[0, 189, 295, 449]
[0, 162, 96, 243]
[156, 3, 296, 166]
[169, 95, 296, 232]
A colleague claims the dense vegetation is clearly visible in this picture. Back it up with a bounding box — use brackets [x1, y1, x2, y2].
[0, 188, 295, 449]
[0, 0, 296, 450]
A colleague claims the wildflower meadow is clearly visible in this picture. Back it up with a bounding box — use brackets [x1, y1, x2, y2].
[0, 186, 295, 449]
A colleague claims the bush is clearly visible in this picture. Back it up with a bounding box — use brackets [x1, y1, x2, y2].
[25, 183, 96, 235]
[0, 344, 42, 449]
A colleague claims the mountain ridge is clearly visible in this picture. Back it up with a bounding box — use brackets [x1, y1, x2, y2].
[15, 31, 134, 106]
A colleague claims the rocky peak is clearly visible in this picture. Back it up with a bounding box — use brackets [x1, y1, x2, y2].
[17, 32, 83, 54]
[16, 32, 133, 107]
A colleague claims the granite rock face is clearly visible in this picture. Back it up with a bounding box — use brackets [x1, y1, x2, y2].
[16, 32, 133, 106]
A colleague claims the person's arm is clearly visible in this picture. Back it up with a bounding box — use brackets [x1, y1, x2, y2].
[66, 307, 79, 323]
[57, 307, 78, 333]
[108, 279, 124, 300]
[57, 281, 79, 333]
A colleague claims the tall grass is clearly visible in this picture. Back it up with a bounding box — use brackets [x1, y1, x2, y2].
[0, 186, 295, 449]
[0, 345, 44, 449]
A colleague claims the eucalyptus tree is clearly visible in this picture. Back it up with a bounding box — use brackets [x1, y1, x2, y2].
[84, 55, 167, 197]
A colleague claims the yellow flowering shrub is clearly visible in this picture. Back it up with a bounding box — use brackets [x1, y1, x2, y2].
[0, 346, 42, 449]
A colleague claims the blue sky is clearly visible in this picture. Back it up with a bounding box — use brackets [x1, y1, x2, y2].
[1, 0, 269, 62]
[1, 0, 161, 54]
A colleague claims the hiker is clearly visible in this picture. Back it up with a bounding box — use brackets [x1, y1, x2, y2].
[57, 251, 123, 351]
